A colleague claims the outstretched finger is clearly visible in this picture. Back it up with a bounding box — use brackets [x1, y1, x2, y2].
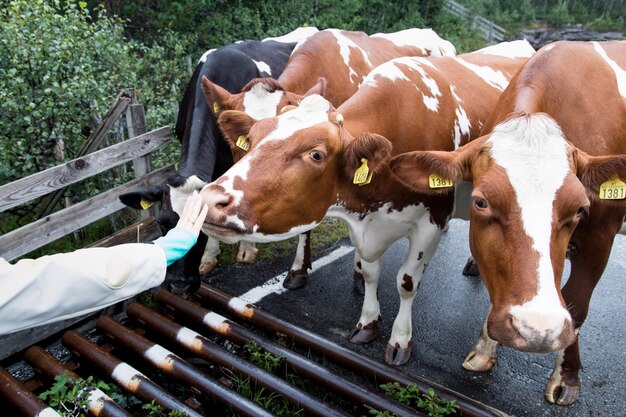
[192, 204, 209, 235]
[177, 191, 202, 228]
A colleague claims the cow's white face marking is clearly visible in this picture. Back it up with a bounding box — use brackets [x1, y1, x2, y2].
[242, 83, 284, 119]
[592, 41, 626, 98]
[488, 115, 571, 323]
[450, 85, 471, 148]
[371, 28, 456, 56]
[198, 48, 216, 63]
[475, 39, 535, 58]
[262, 94, 331, 142]
[253, 59, 272, 76]
[456, 58, 510, 91]
[169, 175, 207, 216]
[327, 29, 373, 83]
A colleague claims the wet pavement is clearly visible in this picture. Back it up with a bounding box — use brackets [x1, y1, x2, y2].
[206, 219, 626, 417]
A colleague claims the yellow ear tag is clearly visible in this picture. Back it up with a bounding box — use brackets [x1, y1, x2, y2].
[428, 173, 454, 189]
[213, 102, 219, 113]
[599, 176, 626, 200]
[140, 198, 155, 210]
[236, 135, 250, 152]
[353, 158, 373, 185]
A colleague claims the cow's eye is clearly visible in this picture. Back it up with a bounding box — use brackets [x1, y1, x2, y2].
[576, 205, 589, 216]
[473, 197, 488, 209]
[309, 150, 324, 162]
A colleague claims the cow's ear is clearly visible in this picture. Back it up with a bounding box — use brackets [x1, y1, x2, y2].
[342, 133, 392, 184]
[201, 76, 234, 115]
[217, 110, 257, 149]
[119, 186, 164, 210]
[573, 147, 626, 201]
[388, 136, 486, 194]
[304, 77, 327, 98]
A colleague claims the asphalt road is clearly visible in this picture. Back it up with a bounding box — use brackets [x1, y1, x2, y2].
[206, 219, 626, 417]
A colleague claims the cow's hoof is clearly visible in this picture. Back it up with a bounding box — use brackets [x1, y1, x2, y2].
[545, 377, 580, 405]
[462, 257, 480, 277]
[353, 271, 365, 295]
[385, 343, 412, 365]
[349, 322, 379, 344]
[237, 243, 258, 263]
[199, 260, 218, 276]
[462, 349, 496, 372]
[167, 279, 200, 295]
[283, 270, 308, 289]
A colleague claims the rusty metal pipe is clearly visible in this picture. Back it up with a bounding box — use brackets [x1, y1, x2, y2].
[24, 346, 132, 417]
[61, 331, 201, 417]
[127, 301, 349, 417]
[95, 315, 275, 417]
[155, 290, 425, 417]
[0, 366, 62, 417]
[195, 284, 505, 417]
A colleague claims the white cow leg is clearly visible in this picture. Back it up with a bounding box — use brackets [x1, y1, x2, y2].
[463, 314, 499, 371]
[199, 236, 221, 275]
[386, 224, 443, 365]
[237, 240, 258, 263]
[350, 256, 382, 344]
[545, 328, 581, 405]
[284, 232, 312, 290]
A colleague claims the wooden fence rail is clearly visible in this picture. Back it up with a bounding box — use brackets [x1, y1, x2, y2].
[0, 91, 174, 358]
[0, 127, 171, 213]
[443, 0, 507, 44]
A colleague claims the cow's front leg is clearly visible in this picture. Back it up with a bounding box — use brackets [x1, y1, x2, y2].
[350, 257, 382, 344]
[545, 333, 581, 405]
[352, 251, 365, 295]
[463, 315, 499, 371]
[199, 235, 220, 275]
[236, 240, 258, 263]
[386, 224, 443, 365]
[284, 232, 312, 290]
[546, 205, 621, 405]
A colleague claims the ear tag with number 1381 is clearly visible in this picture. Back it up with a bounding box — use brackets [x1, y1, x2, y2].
[428, 173, 454, 188]
[599, 176, 626, 200]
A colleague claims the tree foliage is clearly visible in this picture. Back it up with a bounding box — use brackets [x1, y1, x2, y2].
[0, 0, 135, 182]
[461, 0, 625, 30]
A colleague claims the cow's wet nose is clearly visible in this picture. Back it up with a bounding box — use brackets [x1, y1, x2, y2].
[508, 306, 575, 351]
[202, 187, 234, 220]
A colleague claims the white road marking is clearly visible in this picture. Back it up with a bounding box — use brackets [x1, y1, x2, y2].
[239, 245, 354, 303]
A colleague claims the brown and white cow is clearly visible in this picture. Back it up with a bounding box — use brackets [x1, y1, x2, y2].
[199, 41, 535, 364]
[389, 40, 626, 405]
[201, 28, 456, 290]
[202, 28, 456, 119]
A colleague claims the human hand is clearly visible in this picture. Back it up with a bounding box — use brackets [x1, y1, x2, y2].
[175, 190, 209, 238]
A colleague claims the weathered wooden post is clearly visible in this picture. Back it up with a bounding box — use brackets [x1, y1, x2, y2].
[125, 89, 155, 220]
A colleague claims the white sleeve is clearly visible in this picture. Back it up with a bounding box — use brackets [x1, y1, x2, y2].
[0, 243, 167, 335]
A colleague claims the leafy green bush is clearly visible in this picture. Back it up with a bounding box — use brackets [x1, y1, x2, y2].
[0, 0, 136, 184]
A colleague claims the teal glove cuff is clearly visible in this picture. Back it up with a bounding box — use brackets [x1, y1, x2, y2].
[154, 228, 198, 266]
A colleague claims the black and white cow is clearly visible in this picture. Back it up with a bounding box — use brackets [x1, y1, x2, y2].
[120, 27, 318, 292]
